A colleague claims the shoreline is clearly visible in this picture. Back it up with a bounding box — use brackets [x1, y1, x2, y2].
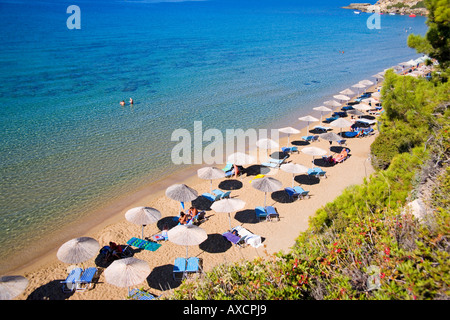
[1, 82, 354, 275]
[11, 74, 384, 299]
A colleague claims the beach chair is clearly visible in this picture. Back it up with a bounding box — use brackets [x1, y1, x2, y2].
[337, 139, 347, 146]
[61, 267, 82, 293]
[222, 162, 233, 172]
[265, 206, 280, 222]
[173, 257, 202, 280]
[153, 229, 168, 241]
[326, 116, 338, 122]
[343, 131, 358, 138]
[191, 210, 207, 225]
[293, 186, 310, 199]
[281, 147, 291, 153]
[290, 146, 299, 153]
[312, 135, 320, 142]
[255, 206, 268, 220]
[201, 192, 222, 202]
[128, 288, 159, 300]
[313, 167, 327, 178]
[76, 267, 98, 291]
[302, 135, 314, 142]
[222, 230, 244, 247]
[233, 226, 262, 248]
[221, 191, 231, 199]
[285, 187, 301, 201]
[307, 168, 319, 178]
[127, 237, 162, 252]
[261, 156, 288, 168]
[213, 189, 231, 199]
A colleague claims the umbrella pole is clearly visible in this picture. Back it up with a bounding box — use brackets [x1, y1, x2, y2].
[141, 225, 144, 239]
[210, 179, 213, 194]
[228, 212, 232, 230]
[292, 173, 295, 188]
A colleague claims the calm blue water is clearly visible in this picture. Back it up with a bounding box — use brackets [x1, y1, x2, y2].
[0, 0, 427, 271]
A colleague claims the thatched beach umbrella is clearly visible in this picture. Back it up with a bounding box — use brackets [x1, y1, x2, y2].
[211, 198, 246, 230]
[347, 109, 365, 117]
[278, 127, 300, 146]
[319, 132, 342, 145]
[166, 183, 198, 212]
[0, 276, 28, 300]
[339, 88, 355, 96]
[251, 176, 282, 207]
[323, 100, 341, 108]
[280, 163, 308, 187]
[301, 146, 328, 168]
[256, 138, 279, 159]
[313, 106, 332, 123]
[359, 79, 374, 86]
[352, 82, 367, 95]
[353, 103, 372, 111]
[125, 206, 161, 239]
[298, 115, 319, 134]
[104, 257, 150, 295]
[57, 237, 100, 264]
[227, 152, 255, 166]
[197, 166, 225, 193]
[167, 224, 207, 260]
[330, 118, 353, 134]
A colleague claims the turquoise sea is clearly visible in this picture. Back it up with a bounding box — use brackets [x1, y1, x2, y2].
[0, 0, 427, 272]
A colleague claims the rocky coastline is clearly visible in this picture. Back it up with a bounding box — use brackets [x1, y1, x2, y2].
[342, 0, 428, 16]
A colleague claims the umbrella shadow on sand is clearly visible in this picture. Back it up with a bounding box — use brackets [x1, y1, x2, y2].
[291, 140, 310, 146]
[331, 146, 351, 154]
[245, 165, 271, 176]
[192, 196, 213, 211]
[146, 264, 182, 291]
[271, 190, 295, 204]
[234, 209, 259, 224]
[218, 179, 243, 190]
[294, 174, 320, 186]
[199, 233, 232, 253]
[27, 280, 75, 300]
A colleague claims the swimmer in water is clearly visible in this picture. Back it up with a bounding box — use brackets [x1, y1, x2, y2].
[129, 98, 133, 105]
[120, 100, 125, 106]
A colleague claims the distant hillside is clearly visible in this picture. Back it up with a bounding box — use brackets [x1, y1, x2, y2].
[343, 0, 428, 15]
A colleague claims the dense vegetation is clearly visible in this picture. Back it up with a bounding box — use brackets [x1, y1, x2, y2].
[166, 0, 450, 300]
[165, 71, 449, 300]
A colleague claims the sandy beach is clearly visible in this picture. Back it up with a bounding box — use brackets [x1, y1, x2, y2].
[8, 83, 380, 300]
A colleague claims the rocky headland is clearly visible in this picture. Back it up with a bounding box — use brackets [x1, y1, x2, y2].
[343, 0, 429, 16]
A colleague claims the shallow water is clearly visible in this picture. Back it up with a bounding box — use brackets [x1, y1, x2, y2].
[0, 0, 427, 272]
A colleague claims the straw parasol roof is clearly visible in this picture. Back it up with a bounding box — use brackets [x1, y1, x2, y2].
[57, 237, 100, 264]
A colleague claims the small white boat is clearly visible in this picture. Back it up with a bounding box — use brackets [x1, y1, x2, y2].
[354, 11, 361, 14]
[389, 12, 396, 15]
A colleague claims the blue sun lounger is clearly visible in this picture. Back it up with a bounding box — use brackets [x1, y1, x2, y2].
[212, 189, 231, 199]
[255, 206, 268, 220]
[173, 257, 201, 280]
[293, 186, 311, 199]
[61, 267, 82, 293]
[202, 193, 222, 202]
[285, 187, 301, 200]
[76, 267, 98, 291]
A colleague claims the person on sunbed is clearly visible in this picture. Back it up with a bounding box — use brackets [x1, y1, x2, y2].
[105, 241, 123, 260]
[178, 212, 189, 225]
[188, 206, 198, 218]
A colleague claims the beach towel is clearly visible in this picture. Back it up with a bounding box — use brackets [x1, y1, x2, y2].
[127, 237, 162, 251]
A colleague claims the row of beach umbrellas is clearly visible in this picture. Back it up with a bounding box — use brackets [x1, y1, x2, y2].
[3, 73, 384, 300]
